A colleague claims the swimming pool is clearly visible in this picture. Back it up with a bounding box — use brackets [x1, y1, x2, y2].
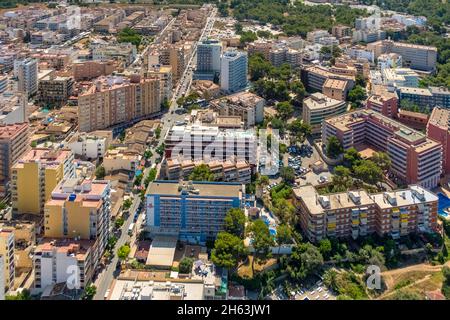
[437, 193, 450, 217]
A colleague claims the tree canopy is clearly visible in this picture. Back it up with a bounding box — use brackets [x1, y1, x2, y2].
[224, 208, 246, 238]
[211, 231, 248, 269]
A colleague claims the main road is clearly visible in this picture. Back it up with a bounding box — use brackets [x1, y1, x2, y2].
[93, 7, 217, 300]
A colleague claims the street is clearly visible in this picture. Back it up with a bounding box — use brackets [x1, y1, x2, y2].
[92, 7, 217, 300]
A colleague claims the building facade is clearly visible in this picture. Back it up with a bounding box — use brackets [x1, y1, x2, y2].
[294, 184, 438, 242]
[220, 50, 248, 94]
[14, 58, 38, 97]
[145, 180, 244, 243]
[0, 229, 14, 292]
[322, 109, 442, 188]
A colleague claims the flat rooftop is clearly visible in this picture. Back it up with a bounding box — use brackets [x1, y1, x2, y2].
[146, 236, 177, 268]
[428, 107, 450, 130]
[148, 180, 243, 198]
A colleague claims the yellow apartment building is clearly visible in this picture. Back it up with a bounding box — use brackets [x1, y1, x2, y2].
[11, 148, 75, 216]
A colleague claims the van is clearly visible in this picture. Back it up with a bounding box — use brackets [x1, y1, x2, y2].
[128, 223, 135, 236]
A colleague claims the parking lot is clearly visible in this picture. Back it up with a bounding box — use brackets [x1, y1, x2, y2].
[292, 280, 337, 300]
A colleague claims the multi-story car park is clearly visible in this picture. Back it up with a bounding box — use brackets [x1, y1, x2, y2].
[294, 184, 438, 242]
[322, 109, 442, 188]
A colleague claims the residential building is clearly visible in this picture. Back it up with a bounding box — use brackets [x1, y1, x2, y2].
[156, 44, 186, 82]
[191, 80, 221, 100]
[322, 78, 351, 101]
[332, 25, 352, 39]
[210, 92, 265, 128]
[301, 65, 355, 93]
[0, 93, 27, 125]
[11, 148, 75, 216]
[37, 75, 74, 107]
[194, 39, 222, 81]
[366, 91, 399, 118]
[322, 109, 442, 188]
[367, 40, 437, 72]
[78, 75, 161, 132]
[73, 60, 116, 81]
[67, 131, 112, 160]
[220, 50, 248, 94]
[14, 58, 38, 97]
[427, 108, 450, 175]
[161, 157, 252, 184]
[102, 147, 141, 174]
[164, 125, 257, 164]
[397, 86, 450, 111]
[43, 178, 111, 263]
[397, 110, 429, 131]
[145, 180, 244, 243]
[294, 184, 438, 242]
[0, 123, 29, 196]
[303, 92, 347, 135]
[382, 67, 419, 89]
[377, 53, 402, 71]
[91, 43, 137, 67]
[144, 65, 173, 102]
[33, 239, 95, 291]
[0, 229, 14, 291]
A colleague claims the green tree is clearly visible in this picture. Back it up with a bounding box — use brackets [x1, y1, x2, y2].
[270, 117, 285, 134]
[224, 208, 246, 238]
[348, 85, 367, 108]
[179, 257, 194, 274]
[319, 239, 332, 259]
[81, 284, 97, 300]
[95, 165, 106, 179]
[114, 218, 125, 229]
[372, 152, 392, 172]
[288, 119, 311, 143]
[343, 147, 362, 169]
[239, 31, 258, 45]
[123, 198, 132, 210]
[280, 166, 296, 184]
[332, 166, 353, 192]
[326, 136, 344, 158]
[211, 232, 248, 270]
[117, 244, 131, 261]
[323, 269, 339, 292]
[188, 164, 216, 181]
[353, 160, 383, 185]
[285, 243, 324, 281]
[117, 27, 142, 47]
[276, 224, 292, 247]
[391, 289, 424, 300]
[275, 101, 294, 120]
[248, 219, 275, 273]
[441, 266, 450, 299]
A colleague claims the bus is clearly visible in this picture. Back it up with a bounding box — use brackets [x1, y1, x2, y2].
[128, 223, 135, 236]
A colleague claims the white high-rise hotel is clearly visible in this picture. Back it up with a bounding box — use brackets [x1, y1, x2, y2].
[220, 50, 248, 94]
[14, 58, 38, 97]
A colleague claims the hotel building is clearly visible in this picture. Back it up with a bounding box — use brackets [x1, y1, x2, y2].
[322, 109, 442, 188]
[164, 125, 257, 164]
[294, 184, 438, 242]
[145, 180, 244, 243]
[302, 92, 347, 135]
[220, 50, 248, 94]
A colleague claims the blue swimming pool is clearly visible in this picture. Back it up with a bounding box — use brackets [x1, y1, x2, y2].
[437, 193, 450, 217]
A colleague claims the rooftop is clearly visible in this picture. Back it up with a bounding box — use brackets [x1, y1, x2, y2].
[147, 180, 243, 198]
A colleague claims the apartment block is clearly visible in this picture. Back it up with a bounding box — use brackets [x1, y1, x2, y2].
[73, 60, 116, 81]
[144, 65, 173, 102]
[427, 108, 450, 175]
[194, 39, 222, 81]
[294, 184, 438, 242]
[0, 229, 14, 291]
[156, 45, 186, 82]
[367, 40, 437, 72]
[322, 78, 351, 101]
[0, 123, 29, 196]
[322, 109, 442, 188]
[67, 131, 112, 160]
[14, 58, 38, 97]
[210, 92, 265, 128]
[78, 75, 161, 132]
[33, 239, 95, 291]
[44, 178, 111, 263]
[382, 67, 419, 89]
[366, 91, 398, 118]
[220, 50, 248, 94]
[37, 75, 74, 107]
[91, 43, 137, 67]
[303, 92, 347, 135]
[164, 125, 257, 164]
[0, 93, 27, 125]
[11, 148, 75, 216]
[161, 157, 252, 184]
[145, 180, 244, 243]
[397, 86, 450, 111]
[103, 147, 141, 174]
[301, 65, 355, 93]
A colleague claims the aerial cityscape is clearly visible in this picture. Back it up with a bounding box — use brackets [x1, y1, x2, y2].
[0, 0, 449, 304]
